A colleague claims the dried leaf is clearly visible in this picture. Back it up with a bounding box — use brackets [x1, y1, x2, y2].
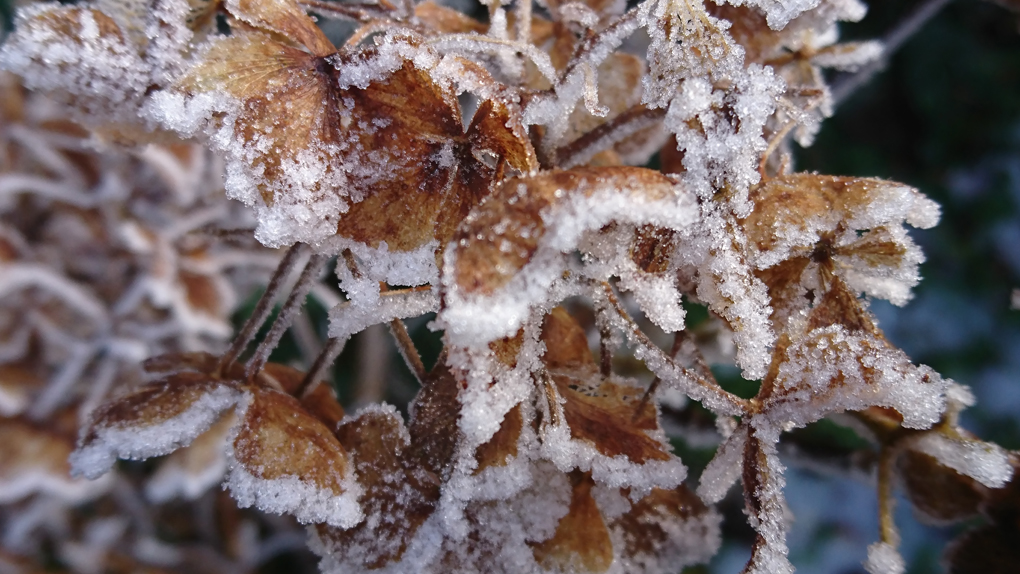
[532, 472, 614, 573]
[0, 417, 111, 503]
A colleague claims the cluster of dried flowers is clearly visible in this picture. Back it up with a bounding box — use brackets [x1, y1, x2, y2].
[0, 0, 1017, 572]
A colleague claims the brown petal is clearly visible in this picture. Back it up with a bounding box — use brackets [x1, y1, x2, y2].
[805, 275, 878, 335]
[145, 411, 236, 502]
[0, 364, 43, 416]
[229, 386, 359, 527]
[542, 306, 595, 370]
[630, 225, 679, 274]
[453, 167, 677, 295]
[322, 406, 439, 568]
[414, 1, 487, 34]
[467, 97, 539, 176]
[182, 33, 335, 204]
[226, 0, 335, 56]
[0, 418, 109, 503]
[608, 485, 720, 570]
[407, 362, 463, 479]
[474, 404, 523, 473]
[72, 372, 241, 479]
[179, 269, 227, 318]
[945, 523, 1020, 574]
[900, 449, 986, 524]
[554, 375, 670, 464]
[532, 472, 614, 573]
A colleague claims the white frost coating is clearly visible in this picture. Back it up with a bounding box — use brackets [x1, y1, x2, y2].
[721, 0, 822, 30]
[69, 384, 241, 480]
[813, 41, 883, 72]
[226, 464, 364, 528]
[766, 327, 947, 430]
[640, 0, 784, 216]
[328, 288, 439, 340]
[225, 394, 365, 529]
[0, 466, 112, 505]
[697, 425, 747, 504]
[864, 542, 905, 574]
[540, 401, 688, 492]
[0, 4, 150, 124]
[440, 185, 698, 348]
[620, 272, 686, 333]
[325, 239, 440, 298]
[145, 449, 227, 503]
[678, 203, 774, 380]
[743, 423, 794, 574]
[911, 434, 1014, 489]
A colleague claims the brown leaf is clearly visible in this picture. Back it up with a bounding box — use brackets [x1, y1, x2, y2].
[532, 472, 614, 573]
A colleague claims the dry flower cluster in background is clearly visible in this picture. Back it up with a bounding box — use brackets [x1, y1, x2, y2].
[0, 0, 1017, 573]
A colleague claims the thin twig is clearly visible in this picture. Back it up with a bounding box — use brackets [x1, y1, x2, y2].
[831, 0, 953, 108]
[598, 281, 750, 415]
[245, 253, 329, 379]
[877, 445, 900, 546]
[219, 243, 306, 374]
[634, 331, 685, 421]
[388, 318, 426, 384]
[298, 336, 349, 399]
[599, 320, 614, 378]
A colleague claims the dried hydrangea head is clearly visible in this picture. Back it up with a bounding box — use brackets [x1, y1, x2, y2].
[0, 0, 1016, 573]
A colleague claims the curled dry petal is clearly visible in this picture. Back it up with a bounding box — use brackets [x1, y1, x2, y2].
[228, 386, 362, 528]
[744, 173, 939, 308]
[443, 166, 697, 346]
[0, 417, 111, 503]
[317, 404, 439, 569]
[70, 372, 242, 479]
[145, 411, 236, 503]
[532, 472, 614, 573]
[607, 484, 722, 572]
